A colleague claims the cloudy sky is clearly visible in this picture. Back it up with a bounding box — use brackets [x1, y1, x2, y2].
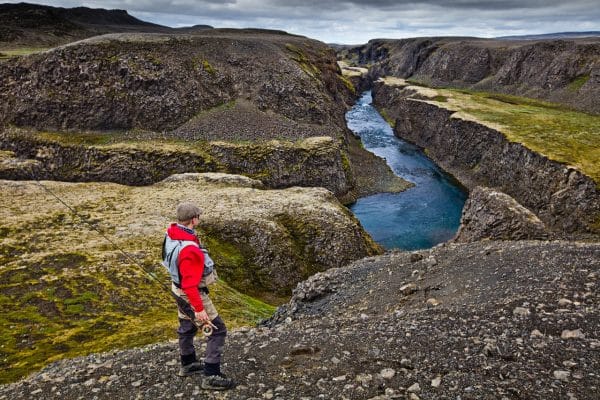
[9, 0, 600, 44]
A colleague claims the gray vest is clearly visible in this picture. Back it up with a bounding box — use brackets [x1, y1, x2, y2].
[162, 235, 214, 287]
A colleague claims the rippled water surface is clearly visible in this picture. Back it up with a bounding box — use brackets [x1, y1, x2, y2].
[347, 91, 467, 250]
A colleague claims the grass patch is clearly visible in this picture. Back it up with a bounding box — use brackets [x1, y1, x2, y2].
[568, 75, 590, 91]
[0, 48, 49, 61]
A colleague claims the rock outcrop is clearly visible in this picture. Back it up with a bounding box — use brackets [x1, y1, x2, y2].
[453, 186, 552, 242]
[2, 240, 598, 399]
[0, 31, 350, 132]
[371, 81, 600, 235]
[0, 174, 381, 383]
[0, 130, 355, 197]
[344, 37, 600, 114]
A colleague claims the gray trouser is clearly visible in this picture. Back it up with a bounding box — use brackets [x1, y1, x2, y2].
[178, 315, 227, 364]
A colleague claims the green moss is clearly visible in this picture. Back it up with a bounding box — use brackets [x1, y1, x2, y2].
[64, 303, 85, 314]
[202, 60, 216, 75]
[433, 95, 448, 102]
[40, 252, 88, 270]
[37, 131, 113, 146]
[105, 55, 119, 64]
[339, 75, 356, 94]
[340, 151, 352, 175]
[0, 237, 275, 384]
[146, 54, 162, 66]
[568, 75, 590, 91]
[379, 109, 396, 127]
[0, 47, 49, 61]
[285, 43, 320, 78]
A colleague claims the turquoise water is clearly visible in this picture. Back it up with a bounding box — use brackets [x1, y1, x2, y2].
[347, 91, 467, 250]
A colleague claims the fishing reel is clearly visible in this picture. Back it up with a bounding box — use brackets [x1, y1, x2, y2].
[200, 323, 213, 337]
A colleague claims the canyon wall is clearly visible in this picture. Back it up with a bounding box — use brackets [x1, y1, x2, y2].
[345, 37, 600, 114]
[372, 82, 600, 235]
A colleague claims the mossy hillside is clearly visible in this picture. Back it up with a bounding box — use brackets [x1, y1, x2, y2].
[0, 175, 379, 383]
[381, 78, 600, 184]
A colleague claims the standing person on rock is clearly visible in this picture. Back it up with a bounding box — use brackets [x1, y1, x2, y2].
[162, 202, 235, 390]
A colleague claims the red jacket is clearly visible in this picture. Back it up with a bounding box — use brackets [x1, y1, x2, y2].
[166, 223, 205, 311]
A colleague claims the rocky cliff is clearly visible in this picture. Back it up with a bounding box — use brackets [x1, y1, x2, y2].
[0, 30, 408, 202]
[0, 31, 350, 132]
[343, 37, 600, 114]
[371, 81, 600, 236]
[0, 130, 354, 198]
[1, 240, 597, 399]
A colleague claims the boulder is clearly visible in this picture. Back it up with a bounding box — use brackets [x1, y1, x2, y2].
[454, 186, 552, 242]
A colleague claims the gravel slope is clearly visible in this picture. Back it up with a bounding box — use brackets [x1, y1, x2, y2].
[1, 240, 598, 399]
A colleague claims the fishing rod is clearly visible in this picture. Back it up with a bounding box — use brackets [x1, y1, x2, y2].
[27, 170, 215, 335]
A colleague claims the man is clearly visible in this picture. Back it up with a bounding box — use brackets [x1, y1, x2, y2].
[163, 202, 235, 390]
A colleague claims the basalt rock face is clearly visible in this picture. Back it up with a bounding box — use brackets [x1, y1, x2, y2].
[0, 131, 351, 197]
[2, 240, 598, 399]
[453, 186, 552, 242]
[372, 82, 600, 235]
[347, 37, 600, 114]
[0, 32, 351, 132]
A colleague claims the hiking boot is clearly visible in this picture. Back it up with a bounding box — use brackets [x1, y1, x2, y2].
[178, 361, 204, 377]
[201, 374, 236, 390]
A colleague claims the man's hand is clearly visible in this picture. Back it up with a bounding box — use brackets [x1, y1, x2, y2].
[194, 310, 209, 323]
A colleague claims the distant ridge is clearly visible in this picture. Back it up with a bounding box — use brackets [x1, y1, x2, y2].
[497, 31, 600, 40]
[0, 2, 212, 47]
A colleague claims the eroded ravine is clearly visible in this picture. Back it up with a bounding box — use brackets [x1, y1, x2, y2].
[347, 91, 466, 250]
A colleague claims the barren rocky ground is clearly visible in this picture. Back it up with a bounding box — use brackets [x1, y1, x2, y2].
[1, 240, 597, 399]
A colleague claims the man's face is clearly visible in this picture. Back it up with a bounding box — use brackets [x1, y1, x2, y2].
[192, 215, 201, 229]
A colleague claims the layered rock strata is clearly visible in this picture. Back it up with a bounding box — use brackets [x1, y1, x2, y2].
[0, 131, 354, 197]
[372, 82, 600, 235]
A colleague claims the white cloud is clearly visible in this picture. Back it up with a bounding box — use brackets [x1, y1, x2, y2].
[3, 0, 599, 43]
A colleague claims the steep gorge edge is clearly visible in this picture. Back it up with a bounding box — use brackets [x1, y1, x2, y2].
[370, 81, 599, 236]
[343, 37, 600, 115]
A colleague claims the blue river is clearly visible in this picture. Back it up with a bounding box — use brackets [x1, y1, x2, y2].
[347, 91, 467, 250]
